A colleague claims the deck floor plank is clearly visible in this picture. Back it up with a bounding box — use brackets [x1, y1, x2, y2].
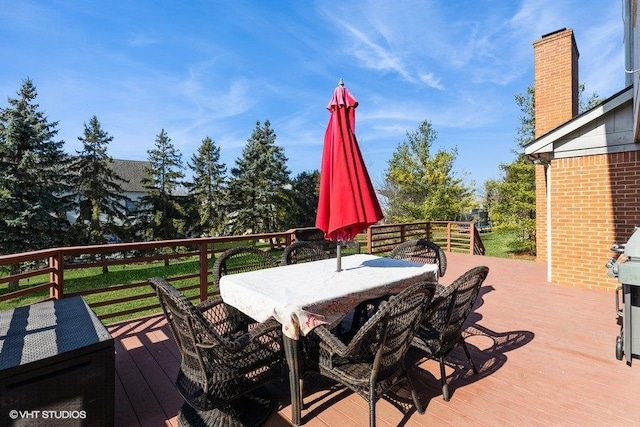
[108, 253, 640, 426]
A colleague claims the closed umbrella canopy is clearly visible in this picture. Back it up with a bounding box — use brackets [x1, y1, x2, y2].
[316, 79, 383, 245]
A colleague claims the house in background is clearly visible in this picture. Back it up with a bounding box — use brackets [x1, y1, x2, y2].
[524, 0, 640, 291]
[66, 159, 150, 228]
[110, 159, 151, 214]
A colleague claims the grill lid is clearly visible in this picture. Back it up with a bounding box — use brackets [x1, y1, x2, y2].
[624, 227, 640, 259]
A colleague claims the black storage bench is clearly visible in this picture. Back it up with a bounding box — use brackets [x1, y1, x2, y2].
[0, 296, 114, 426]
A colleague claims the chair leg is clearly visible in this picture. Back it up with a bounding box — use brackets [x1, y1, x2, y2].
[460, 340, 478, 374]
[369, 391, 377, 427]
[405, 370, 425, 414]
[439, 356, 450, 401]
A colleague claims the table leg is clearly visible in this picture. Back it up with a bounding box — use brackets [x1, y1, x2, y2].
[283, 335, 302, 425]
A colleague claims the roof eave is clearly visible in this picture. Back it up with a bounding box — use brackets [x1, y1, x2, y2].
[524, 86, 633, 157]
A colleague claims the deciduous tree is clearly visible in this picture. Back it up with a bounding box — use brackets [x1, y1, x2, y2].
[486, 84, 538, 252]
[380, 120, 472, 222]
[486, 83, 602, 254]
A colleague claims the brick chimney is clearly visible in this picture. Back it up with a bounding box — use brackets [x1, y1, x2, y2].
[532, 28, 579, 265]
[533, 28, 579, 137]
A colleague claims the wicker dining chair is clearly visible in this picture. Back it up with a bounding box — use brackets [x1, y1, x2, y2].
[343, 239, 444, 339]
[213, 246, 278, 289]
[412, 266, 489, 401]
[149, 277, 285, 426]
[281, 241, 329, 266]
[388, 239, 447, 277]
[305, 282, 437, 427]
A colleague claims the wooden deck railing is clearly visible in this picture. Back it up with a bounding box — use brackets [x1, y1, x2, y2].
[0, 221, 483, 323]
[0, 232, 294, 322]
[367, 221, 484, 255]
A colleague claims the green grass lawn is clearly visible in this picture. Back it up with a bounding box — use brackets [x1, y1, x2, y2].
[1, 232, 528, 323]
[0, 258, 207, 314]
[481, 229, 535, 259]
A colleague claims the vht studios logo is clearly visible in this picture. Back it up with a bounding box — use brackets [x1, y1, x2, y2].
[9, 410, 87, 420]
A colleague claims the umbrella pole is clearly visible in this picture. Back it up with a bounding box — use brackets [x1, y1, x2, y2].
[336, 243, 342, 272]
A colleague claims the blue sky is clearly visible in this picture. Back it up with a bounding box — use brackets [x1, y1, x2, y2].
[0, 1, 625, 194]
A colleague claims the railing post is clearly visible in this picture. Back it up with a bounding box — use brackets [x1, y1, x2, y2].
[367, 227, 373, 254]
[199, 241, 209, 302]
[426, 222, 431, 240]
[400, 224, 406, 243]
[50, 251, 64, 299]
[470, 224, 476, 254]
[447, 222, 452, 252]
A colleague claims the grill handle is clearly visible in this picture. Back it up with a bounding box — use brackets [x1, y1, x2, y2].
[616, 285, 623, 317]
[611, 244, 626, 253]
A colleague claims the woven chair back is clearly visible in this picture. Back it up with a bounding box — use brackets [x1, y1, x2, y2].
[213, 246, 278, 287]
[349, 282, 436, 380]
[388, 239, 447, 277]
[281, 241, 329, 265]
[150, 278, 219, 408]
[435, 266, 489, 345]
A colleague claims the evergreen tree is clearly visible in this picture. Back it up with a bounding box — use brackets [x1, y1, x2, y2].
[68, 115, 130, 245]
[379, 120, 473, 222]
[139, 129, 186, 241]
[283, 170, 320, 229]
[186, 136, 227, 236]
[227, 120, 290, 234]
[0, 79, 73, 254]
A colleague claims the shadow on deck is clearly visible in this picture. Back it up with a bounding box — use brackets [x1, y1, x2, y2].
[109, 253, 640, 426]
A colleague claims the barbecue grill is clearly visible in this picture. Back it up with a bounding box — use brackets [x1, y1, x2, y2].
[608, 227, 640, 364]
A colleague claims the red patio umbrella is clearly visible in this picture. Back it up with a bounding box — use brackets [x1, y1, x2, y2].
[315, 79, 384, 271]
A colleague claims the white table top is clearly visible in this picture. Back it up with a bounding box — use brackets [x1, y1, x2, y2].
[219, 254, 438, 339]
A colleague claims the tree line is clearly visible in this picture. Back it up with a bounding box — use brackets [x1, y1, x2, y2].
[0, 79, 320, 257]
[4, 77, 586, 260]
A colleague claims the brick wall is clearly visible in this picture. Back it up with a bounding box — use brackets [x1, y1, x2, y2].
[550, 153, 640, 291]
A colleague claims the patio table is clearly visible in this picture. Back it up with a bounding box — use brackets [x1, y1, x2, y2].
[219, 253, 438, 425]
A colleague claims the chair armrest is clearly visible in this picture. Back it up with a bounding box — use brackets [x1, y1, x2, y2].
[197, 318, 282, 351]
[313, 325, 350, 357]
[433, 283, 449, 298]
[195, 297, 223, 312]
[247, 318, 283, 341]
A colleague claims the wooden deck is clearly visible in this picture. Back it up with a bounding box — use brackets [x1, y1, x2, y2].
[109, 253, 640, 426]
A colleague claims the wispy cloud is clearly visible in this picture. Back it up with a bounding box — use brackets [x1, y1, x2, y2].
[340, 21, 414, 81]
[418, 73, 444, 90]
[127, 31, 161, 47]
